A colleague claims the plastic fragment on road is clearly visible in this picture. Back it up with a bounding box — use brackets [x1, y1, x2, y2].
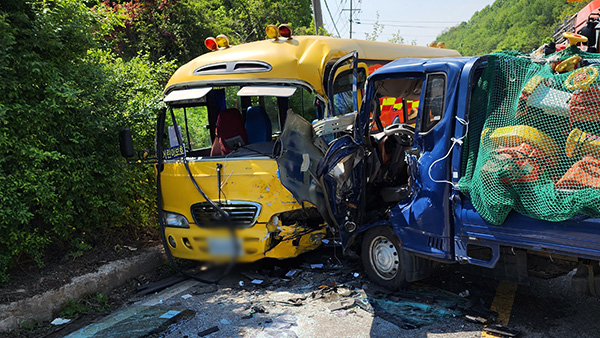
[51, 318, 71, 325]
[251, 279, 264, 285]
[159, 310, 180, 319]
[181, 294, 192, 299]
[285, 269, 299, 277]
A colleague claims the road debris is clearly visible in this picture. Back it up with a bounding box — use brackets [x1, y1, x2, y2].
[197, 325, 219, 336]
[159, 310, 181, 319]
[337, 287, 352, 297]
[137, 274, 189, 296]
[192, 284, 218, 295]
[328, 298, 355, 311]
[484, 323, 520, 337]
[285, 269, 299, 278]
[51, 318, 71, 325]
[465, 314, 489, 324]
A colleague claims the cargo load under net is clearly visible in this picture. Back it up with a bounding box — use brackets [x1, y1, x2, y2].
[459, 47, 600, 225]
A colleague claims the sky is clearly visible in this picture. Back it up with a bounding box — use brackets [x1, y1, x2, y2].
[320, 0, 497, 46]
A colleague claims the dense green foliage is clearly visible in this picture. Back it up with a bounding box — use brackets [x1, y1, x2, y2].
[437, 0, 588, 55]
[0, 0, 175, 280]
[96, 0, 315, 64]
[0, 0, 314, 281]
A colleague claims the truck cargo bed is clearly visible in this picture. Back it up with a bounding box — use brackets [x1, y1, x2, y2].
[457, 199, 600, 261]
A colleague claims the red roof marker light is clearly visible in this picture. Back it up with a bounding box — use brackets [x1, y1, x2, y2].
[205, 37, 218, 51]
[278, 24, 292, 39]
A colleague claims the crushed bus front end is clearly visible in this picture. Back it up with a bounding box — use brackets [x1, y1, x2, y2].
[160, 158, 326, 262]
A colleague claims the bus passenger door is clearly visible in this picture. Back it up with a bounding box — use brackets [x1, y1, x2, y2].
[326, 53, 369, 117]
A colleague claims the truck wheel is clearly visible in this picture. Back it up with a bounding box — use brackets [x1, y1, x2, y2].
[361, 226, 407, 290]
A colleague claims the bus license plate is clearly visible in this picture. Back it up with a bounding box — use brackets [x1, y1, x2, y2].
[208, 237, 241, 257]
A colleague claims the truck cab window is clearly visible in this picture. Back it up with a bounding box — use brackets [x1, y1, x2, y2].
[420, 73, 446, 133]
[368, 77, 423, 131]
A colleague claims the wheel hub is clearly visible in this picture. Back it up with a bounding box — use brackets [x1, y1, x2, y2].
[370, 235, 399, 280]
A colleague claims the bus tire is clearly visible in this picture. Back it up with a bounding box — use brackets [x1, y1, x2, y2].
[361, 226, 408, 290]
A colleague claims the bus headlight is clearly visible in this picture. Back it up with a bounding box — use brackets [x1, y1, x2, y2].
[164, 212, 190, 228]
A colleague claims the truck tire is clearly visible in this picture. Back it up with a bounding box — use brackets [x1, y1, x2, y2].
[361, 226, 408, 290]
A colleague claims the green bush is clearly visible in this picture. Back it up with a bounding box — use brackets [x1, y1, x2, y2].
[0, 0, 175, 281]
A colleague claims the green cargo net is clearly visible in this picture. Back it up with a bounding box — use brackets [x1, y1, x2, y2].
[459, 47, 600, 225]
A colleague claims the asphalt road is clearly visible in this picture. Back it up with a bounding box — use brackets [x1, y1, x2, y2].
[66, 247, 600, 338]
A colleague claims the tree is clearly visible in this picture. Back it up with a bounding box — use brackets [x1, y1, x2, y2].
[388, 29, 416, 45]
[94, 0, 315, 64]
[364, 12, 383, 41]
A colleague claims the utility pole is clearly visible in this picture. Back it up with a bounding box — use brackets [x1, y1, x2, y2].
[312, 0, 324, 35]
[342, 0, 360, 39]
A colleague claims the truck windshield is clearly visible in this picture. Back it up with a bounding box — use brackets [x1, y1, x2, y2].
[368, 77, 423, 130]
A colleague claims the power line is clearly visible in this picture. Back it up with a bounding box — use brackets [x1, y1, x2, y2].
[356, 22, 456, 29]
[341, 0, 360, 38]
[358, 19, 461, 24]
[323, 0, 342, 37]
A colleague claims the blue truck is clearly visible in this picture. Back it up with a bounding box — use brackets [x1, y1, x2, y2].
[276, 52, 600, 295]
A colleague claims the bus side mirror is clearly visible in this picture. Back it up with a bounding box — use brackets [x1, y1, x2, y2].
[119, 128, 135, 158]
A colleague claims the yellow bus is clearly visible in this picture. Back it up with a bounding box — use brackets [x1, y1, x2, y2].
[150, 27, 460, 263]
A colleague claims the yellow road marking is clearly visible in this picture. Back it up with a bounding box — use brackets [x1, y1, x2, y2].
[481, 280, 518, 338]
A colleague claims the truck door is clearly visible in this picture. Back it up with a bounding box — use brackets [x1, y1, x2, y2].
[401, 65, 462, 261]
[275, 51, 365, 238]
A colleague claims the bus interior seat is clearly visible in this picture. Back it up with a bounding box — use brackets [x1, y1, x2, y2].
[210, 108, 248, 156]
[245, 105, 272, 144]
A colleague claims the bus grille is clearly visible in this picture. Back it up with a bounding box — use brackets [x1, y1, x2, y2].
[190, 201, 260, 228]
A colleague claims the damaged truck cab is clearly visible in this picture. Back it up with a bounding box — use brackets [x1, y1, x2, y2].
[151, 31, 460, 264]
[281, 52, 600, 295]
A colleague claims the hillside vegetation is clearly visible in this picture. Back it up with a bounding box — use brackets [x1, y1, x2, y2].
[437, 0, 588, 55]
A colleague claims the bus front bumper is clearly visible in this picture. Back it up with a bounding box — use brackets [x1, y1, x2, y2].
[163, 223, 326, 262]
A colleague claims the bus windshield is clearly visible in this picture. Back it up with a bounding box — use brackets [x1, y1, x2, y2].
[164, 84, 320, 156]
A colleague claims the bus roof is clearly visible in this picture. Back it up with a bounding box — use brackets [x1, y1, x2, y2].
[165, 35, 460, 96]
